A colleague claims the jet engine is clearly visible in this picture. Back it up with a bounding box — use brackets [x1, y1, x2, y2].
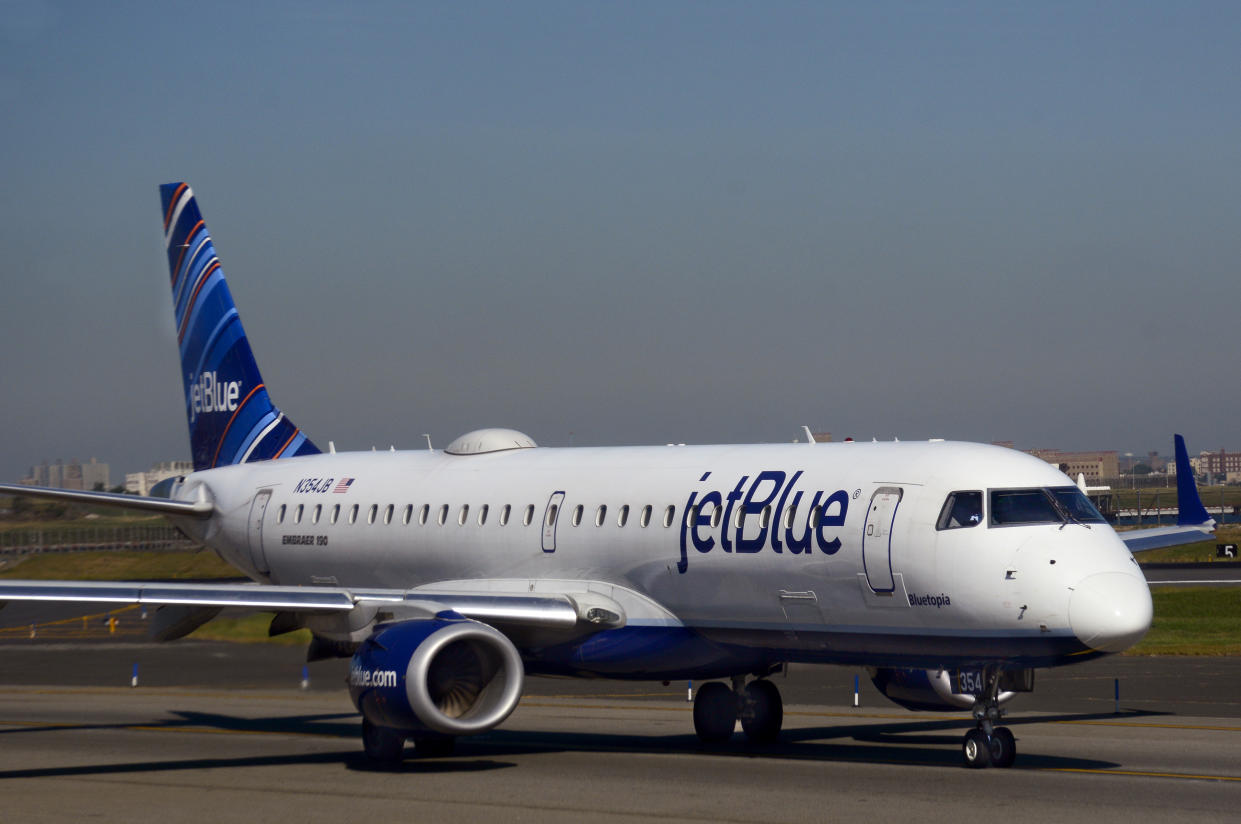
[349, 613, 524, 737]
[868, 667, 1020, 712]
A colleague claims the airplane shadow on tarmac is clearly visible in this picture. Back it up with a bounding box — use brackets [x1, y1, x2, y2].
[0, 707, 1165, 777]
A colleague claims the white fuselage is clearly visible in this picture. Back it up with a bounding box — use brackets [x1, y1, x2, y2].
[171, 439, 1150, 677]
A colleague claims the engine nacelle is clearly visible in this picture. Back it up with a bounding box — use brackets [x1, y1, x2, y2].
[869, 667, 1017, 712]
[349, 614, 524, 737]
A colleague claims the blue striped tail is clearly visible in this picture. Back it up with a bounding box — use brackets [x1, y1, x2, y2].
[160, 182, 320, 471]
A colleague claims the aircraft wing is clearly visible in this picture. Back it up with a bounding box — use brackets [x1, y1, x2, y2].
[1119, 434, 1216, 554]
[1120, 524, 1216, 553]
[0, 483, 212, 518]
[0, 579, 630, 631]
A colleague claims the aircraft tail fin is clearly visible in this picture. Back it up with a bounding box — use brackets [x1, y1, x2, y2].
[1173, 433, 1211, 527]
[160, 182, 320, 471]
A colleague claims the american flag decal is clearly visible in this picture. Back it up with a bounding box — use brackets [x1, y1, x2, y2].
[333, 477, 355, 493]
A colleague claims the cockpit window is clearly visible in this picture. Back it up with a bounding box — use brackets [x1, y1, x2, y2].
[990, 486, 1106, 526]
[990, 489, 1060, 525]
[937, 491, 982, 530]
[1047, 486, 1107, 524]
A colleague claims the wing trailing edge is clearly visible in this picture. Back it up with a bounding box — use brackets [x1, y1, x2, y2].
[0, 483, 213, 519]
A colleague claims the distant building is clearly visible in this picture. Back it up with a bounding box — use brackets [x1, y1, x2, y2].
[125, 461, 193, 496]
[1025, 449, 1118, 483]
[22, 458, 109, 490]
[1197, 450, 1241, 478]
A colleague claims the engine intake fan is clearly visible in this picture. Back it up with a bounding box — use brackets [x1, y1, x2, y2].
[349, 614, 524, 736]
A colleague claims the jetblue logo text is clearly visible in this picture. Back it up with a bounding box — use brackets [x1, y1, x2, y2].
[189, 371, 241, 423]
[348, 666, 398, 689]
[678, 470, 849, 573]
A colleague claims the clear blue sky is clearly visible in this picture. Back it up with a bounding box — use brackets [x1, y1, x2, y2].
[2, 1, 1239, 481]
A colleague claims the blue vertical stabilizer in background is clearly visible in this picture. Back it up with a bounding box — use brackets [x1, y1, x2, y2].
[160, 182, 319, 470]
[1174, 433, 1211, 527]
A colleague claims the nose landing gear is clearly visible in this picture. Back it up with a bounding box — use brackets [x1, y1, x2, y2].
[963, 667, 1017, 768]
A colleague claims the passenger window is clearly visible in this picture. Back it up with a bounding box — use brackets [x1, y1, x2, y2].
[478, 504, 489, 525]
[458, 504, 469, 526]
[312, 504, 322, 524]
[294, 504, 303, 524]
[546, 504, 559, 527]
[760, 506, 771, 528]
[330, 504, 340, 525]
[402, 504, 412, 525]
[500, 504, 511, 525]
[524, 504, 535, 526]
[734, 504, 745, 529]
[277, 504, 286, 524]
[596, 505, 607, 527]
[367, 504, 378, 525]
[783, 505, 795, 529]
[384, 504, 394, 525]
[437, 504, 448, 526]
[617, 504, 630, 527]
[349, 504, 359, 525]
[937, 491, 983, 530]
[419, 504, 429, 525]
[572, 505, 583, 526]
[640, 505, 652, 527]
[710, 504, 722, 528]
[663, 505, 675, 528]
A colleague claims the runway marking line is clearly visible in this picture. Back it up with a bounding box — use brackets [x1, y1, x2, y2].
[1054, 719, 1241, 733]
[0, 718, 332, 739]
[1042, 767, 1241, 783]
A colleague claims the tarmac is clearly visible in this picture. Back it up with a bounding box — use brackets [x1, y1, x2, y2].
[2, 575, 1241, 821]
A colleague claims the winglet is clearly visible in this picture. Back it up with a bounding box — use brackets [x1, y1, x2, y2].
[1174, 434, 1212, 527]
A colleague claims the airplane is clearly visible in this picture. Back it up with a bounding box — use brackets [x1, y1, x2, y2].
[0, 182, 1217, 769]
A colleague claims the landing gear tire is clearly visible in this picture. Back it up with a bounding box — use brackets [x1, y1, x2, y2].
[989, 726, 1016, 768]
[740, 679, 784, 744]
[362, 719, 406, 765]
[412, 735, 456, 757]
[962, 728, 990, 769]
[693, 681, 737, 744]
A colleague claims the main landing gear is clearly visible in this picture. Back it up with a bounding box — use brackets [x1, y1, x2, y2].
[361, 720, 457, 766]
[693, 675, 784, 745]
[962, 667, 1016, 769]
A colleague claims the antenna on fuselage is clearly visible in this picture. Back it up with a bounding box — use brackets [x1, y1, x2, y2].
[422, 433, 433, 451]
[801, 426, 815, 445]
[328, 441, 336, 454]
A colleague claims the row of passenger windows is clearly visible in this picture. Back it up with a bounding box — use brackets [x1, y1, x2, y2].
[274, 501, 681, 529]
[276, 498, 839, 531]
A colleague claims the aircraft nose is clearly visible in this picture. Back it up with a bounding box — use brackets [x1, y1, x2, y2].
[1068, 572, 1152, 653]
